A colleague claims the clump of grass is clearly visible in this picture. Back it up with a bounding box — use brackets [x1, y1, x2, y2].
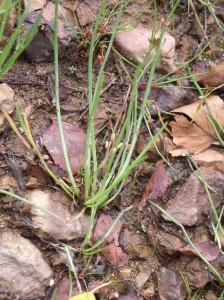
[0, 0, 179, 250]
[0, 0, 41, 79]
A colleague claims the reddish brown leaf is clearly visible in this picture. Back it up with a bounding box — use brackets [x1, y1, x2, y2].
[42, 121, 86, 174]
[214, 2, 224, 19]
[93, 214, 129, 267]
[177, 241, 220, 261]
[192, 62, 224, 92]
[139, 160, 168, 211]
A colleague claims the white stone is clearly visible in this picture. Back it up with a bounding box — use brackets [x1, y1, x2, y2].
[0, 229, 53, 297]
[26, 190, 90, 241]
[114, 27, 176, 73]
[23, 0, 47, 11]
[0, 83, 15, 126]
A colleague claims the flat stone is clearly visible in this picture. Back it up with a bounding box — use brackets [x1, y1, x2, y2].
[163, 167, 224, 226]
[114, 27, 176, 73]
[0, 175, 18, 191]
[119, 229, 149, 260]
[139, 85, 197, 117]
[26, 176, 39, 189]
[0, 83, 15, 129]
[143, 284, 155, 297]
[205, 290, 218, 300]
[23, 1, 77, 62]
[76, 3, 96, 26]
[180, 257, 209, 289]
[155, 232, 185, 257]
[134, 269, 151, 289]
[26, 190, 90, 241]
[156, 267, 187, 300]
[0, 229, 53, 298]
[23, 0, 47, 11]
[120, 266, 132, 280]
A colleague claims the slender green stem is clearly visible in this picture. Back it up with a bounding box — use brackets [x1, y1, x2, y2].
[54, 0, 79, 198]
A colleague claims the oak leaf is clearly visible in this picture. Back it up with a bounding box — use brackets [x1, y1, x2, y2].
[170, 96, 224, 156]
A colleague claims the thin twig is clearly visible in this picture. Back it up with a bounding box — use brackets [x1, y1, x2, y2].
[0, 106, 32, 151]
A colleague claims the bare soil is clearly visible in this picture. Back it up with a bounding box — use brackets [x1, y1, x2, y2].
[0, 1, 224, 299]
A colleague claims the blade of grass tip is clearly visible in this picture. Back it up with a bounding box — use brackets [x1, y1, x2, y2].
[187, 155, 224, 237]
[149, 200, 224, 284]
[54, 0, 79, 198]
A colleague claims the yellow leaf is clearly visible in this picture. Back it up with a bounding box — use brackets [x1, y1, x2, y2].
[69, 291, 95, 300]
[68, 281, 111, 300]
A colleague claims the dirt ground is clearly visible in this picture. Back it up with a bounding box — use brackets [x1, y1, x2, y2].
[0, 0, 224, 299]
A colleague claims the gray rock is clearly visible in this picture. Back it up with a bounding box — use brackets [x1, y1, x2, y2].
[114, 27, 176, 73]
[0, 229, 53, 298]
[156, 267, 186, 300]
[26, 190, 90, 241]
[139, 85, 197, 117]
[23, 1, 77, 62]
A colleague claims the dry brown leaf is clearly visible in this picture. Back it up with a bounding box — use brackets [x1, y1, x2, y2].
[93, 214, 129, 267]
[139, 160, 168, 211]
[170, 96, 224, 156]
[193, 62, 224, 91]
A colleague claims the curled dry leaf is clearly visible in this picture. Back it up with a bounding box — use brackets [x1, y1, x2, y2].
[169, 96, 224, 156]
[139, 160, 168, 211]
[176, 241, 220, 262]
[192, 62, 224, 91]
